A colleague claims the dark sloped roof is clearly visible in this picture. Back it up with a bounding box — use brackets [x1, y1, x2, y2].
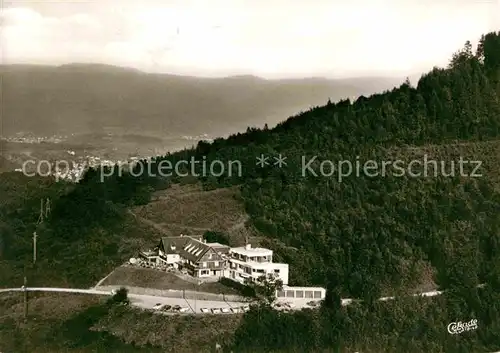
[159, 236, 212, 263]
[178, 240, 211, 263]
[160, 236, 190, 254]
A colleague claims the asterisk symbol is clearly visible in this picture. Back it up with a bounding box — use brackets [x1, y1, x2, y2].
[256, 154, 269, 168]
[273, 154, 287, 168]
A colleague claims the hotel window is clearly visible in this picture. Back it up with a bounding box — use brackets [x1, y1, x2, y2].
[305, 291, 313, 298]
[296, 291, 304, 298]
[277, 291, 286, 298]
[286, 291, 295, 298]
[202, 262, 207, 267]
[214, 261, 219, 267]
[314, 291, 322, 299]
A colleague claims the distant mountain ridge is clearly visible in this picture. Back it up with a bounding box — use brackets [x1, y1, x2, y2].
[0, 64, 404, 138]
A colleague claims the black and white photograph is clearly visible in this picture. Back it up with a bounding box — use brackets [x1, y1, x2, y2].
[1, 1, 500, 352]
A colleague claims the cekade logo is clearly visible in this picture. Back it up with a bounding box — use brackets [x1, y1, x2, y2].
[447, 319, 478, 334]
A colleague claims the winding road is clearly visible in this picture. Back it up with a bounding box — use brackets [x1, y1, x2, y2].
[0, 284, 487, 311]
[0, 286, 247, 314]
[1, 285, 498, 352]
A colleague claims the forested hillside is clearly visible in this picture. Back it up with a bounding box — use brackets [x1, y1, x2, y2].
[133, 32, 500, 299]
[2, 31, 500, 352]
[0, 170, 164, 287]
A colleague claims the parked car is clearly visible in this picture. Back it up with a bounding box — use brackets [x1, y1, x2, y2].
[153, 303, 164, 310]
[161, 305, 172, 311]
[221, 307, 230, 313]
[200, 308, 211, 313]
[230, 307, 240, 313]
[172, 305, 182, 311]
[178, 307, 190, 313]
[211, 308, 221, 314]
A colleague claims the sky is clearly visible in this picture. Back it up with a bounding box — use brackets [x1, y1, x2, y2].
[1, 0, 499, 78]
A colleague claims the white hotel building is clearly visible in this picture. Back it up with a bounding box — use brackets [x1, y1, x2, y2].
[141, 236, 326, 300]
[224, 244, 289, 285]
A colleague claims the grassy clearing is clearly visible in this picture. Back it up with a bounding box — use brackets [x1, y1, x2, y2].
[100, 266, 240, 295]
[133, 184, 259, 244]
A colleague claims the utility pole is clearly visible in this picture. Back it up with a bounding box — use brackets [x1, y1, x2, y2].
[23, 275, 28, 321]
[32, 232, 37, 264]
[37, 199, 44, 225]
[44, 198, 51, 218]
[33, 198, 49, 265]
